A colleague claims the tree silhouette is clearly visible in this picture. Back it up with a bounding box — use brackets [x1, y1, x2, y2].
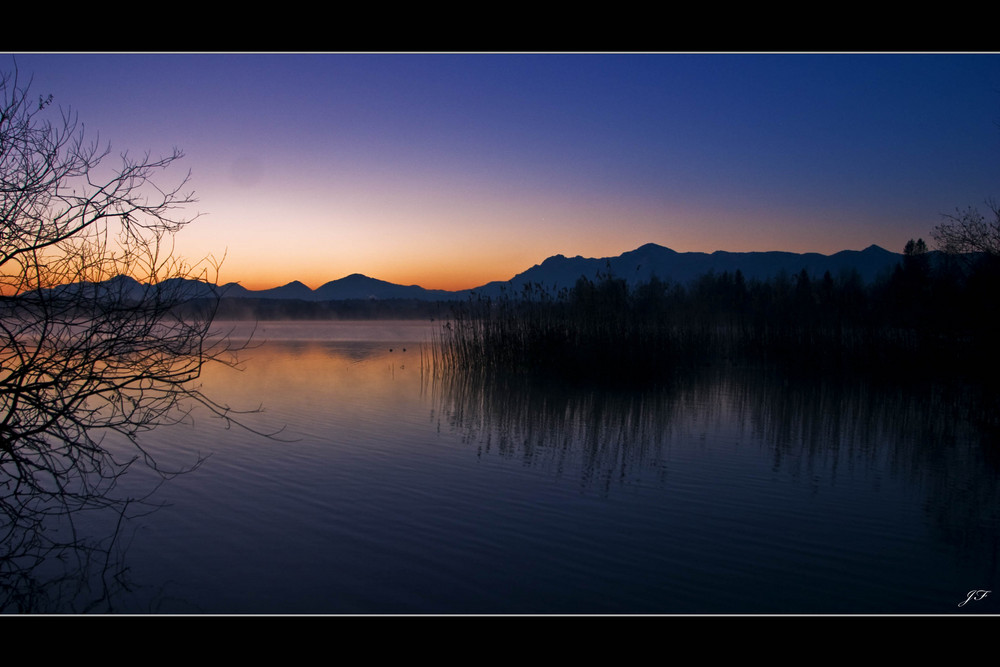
[933, 201, 1000, 256]
[0, 66, 249, 559]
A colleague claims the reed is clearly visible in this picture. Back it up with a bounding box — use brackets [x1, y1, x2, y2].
[438, 278, 716, 385]
[438, 259, 1000, 385]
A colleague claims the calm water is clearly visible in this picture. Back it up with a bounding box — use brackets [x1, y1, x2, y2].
[6, 320, 1000, 614]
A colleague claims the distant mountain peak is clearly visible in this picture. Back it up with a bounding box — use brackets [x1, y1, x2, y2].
[181, 242, 910, 305]
[633, 242, 674, 254]
[479, 242, 908, 299]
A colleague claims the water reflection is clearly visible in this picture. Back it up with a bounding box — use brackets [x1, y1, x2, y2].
[1, 484, 148, 613]
[7, 321, 997, 613]
[434, 361, 1000, 564]
[433, 368, 702, 494]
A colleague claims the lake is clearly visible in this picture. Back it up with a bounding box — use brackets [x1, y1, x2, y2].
[6, 320, 999, 614]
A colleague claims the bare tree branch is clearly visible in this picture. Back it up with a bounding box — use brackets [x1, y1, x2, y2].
[0, 65, 257, 563]
[932, 199, 1000, 256]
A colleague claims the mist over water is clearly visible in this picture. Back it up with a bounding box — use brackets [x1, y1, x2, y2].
[8, 321, 998, 613]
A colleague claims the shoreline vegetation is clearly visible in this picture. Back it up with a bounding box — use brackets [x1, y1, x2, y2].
[171, 240, 1000, 389]
[436, 244, 1000, 388]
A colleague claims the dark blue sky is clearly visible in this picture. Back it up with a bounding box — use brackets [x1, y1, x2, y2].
[8, 53, 1000, 290]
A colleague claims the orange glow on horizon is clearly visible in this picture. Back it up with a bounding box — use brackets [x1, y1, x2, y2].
[224, 261, 524, 294]
[214, 230, 913, 294]
[216, 251, 532, 293]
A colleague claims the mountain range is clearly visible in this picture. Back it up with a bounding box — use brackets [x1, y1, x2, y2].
[35, 243, 915, 305]
[215, 242, 909, 302]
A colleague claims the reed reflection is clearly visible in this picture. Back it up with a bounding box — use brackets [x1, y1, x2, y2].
[433, 367, 706, 494]
[433, 361, 1000, 557]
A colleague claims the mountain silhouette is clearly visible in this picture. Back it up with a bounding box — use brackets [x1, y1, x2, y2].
[42, 243, 915, 304]
[467, 243, 904, 298]
[314, 274, 457, 301]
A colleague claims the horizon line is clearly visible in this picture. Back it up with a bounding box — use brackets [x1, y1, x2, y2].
[229, 242, 902, 293]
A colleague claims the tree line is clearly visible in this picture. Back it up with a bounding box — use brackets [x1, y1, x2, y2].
[441, 239, 1000, 384]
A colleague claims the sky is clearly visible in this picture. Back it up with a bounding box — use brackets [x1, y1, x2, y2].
[6, 53, 1000, 291]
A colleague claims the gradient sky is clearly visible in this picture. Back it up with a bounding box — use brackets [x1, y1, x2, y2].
[7, 53, 1000, 291]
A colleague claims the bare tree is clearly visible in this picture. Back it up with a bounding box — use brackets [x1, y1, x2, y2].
[0, 66, 249, 567]
[932, 199, 1000, 256]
